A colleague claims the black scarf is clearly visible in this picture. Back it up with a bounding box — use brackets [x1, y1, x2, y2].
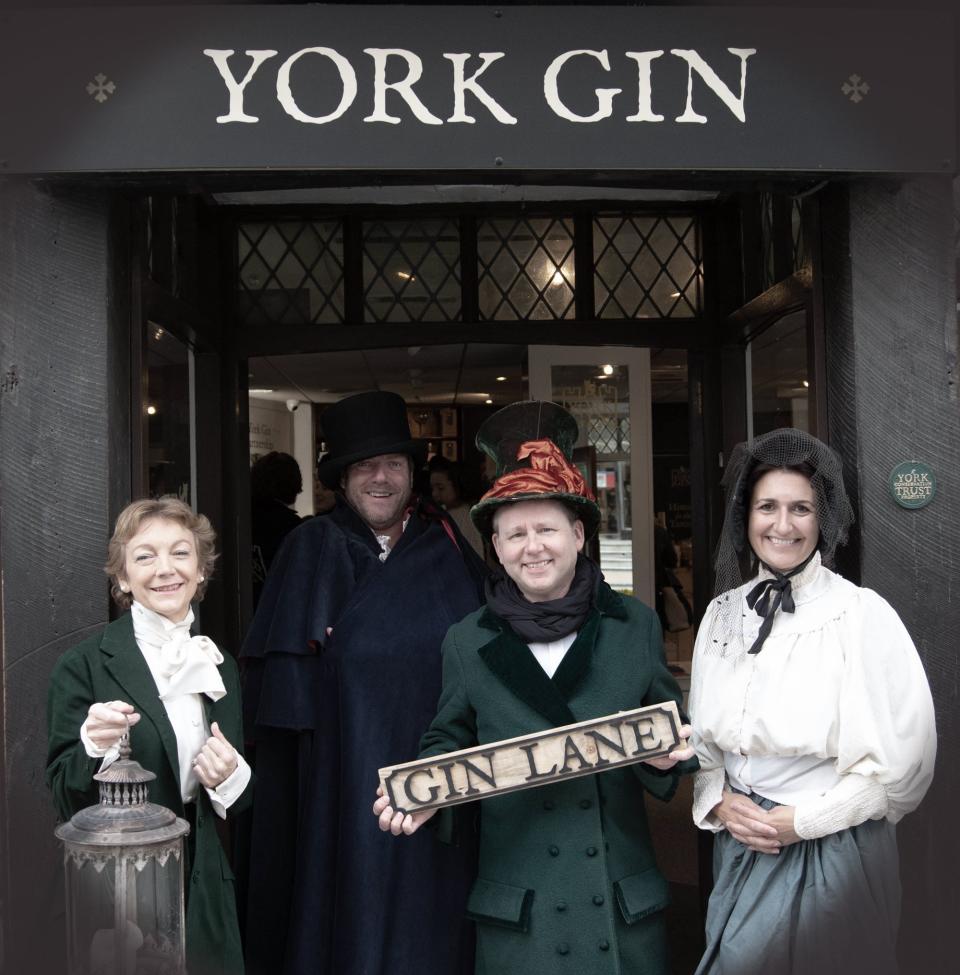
[745, 550, 817, 654]
[485, 554, 601, 643]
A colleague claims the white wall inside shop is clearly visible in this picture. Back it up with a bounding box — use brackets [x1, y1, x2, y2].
[248, 397, 315, 517]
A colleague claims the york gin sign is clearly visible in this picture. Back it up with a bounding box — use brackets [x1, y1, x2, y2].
[0, 5, 953, 174]
[201, 45, 754, 128]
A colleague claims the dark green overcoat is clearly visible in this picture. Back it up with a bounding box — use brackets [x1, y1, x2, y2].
[419, 582, 696, 975]
[46, 613, 252, 975]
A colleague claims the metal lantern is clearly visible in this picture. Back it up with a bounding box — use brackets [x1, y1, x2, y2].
[55, 735, 190, 975]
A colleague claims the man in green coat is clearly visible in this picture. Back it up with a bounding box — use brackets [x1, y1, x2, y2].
[375, 401, 696, 975]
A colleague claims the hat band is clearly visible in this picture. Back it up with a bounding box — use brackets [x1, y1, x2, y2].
[479, 439, 596, 504]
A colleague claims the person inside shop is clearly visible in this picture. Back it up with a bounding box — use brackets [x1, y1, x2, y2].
[688, 427, 937, 975]
[374, 399, 696, 975]
[46, 497, 252, 975]
[429, 455, 485, 557]
[250, 450, 303, 604]
[241, 389, 487, 975]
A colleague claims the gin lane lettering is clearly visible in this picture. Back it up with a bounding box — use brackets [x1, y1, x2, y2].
[202, 47, 756, 127]
[379, 701, 681, 815]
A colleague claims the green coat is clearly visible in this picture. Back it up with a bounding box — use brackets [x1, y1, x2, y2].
[420, 582, 696, 975]
[46, 613, 252, 975]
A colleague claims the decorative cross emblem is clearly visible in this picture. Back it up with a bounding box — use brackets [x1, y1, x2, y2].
[841, 74, 870, 104]
[86, 73, 116, 104]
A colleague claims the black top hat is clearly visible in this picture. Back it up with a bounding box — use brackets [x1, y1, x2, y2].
[316, 391, 427, 487]
[470, 400, 601, 538]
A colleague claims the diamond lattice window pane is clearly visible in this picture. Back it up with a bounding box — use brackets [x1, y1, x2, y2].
[478, 217, 575, 321]
[237, 220, 345, 325]
[593, 214, 702, 319]
[362, 218, 461, 323]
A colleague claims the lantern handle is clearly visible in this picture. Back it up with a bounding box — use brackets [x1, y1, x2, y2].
[118, 729, 132, 761]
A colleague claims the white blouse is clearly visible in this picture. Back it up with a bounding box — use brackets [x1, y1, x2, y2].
[690, 554, 936, 840]
[81, 602, 251, 819]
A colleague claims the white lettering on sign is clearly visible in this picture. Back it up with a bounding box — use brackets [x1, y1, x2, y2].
[543, 49, 622, 123]
[671, 48, 756, 123]
[277, 47, 358, 124]
[444, 52, 517, 124]
[203, 49, 279, 123]
[363, 48, 444, 125]
[624, 50, 666, 122]
[203, 46, 757, 128]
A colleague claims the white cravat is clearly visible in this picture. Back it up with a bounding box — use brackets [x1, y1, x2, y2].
[131, 602, 226, 702]
[81, 602, 250, 816]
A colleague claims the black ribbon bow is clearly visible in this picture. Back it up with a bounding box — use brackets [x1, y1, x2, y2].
[744, 552, 816, 654]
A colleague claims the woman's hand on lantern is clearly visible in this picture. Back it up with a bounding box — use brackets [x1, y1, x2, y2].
[85, 701, 141, 750]
[373, 786, 438, 836]
[642, 723, 695, 770]
[192, 722, 239, 789]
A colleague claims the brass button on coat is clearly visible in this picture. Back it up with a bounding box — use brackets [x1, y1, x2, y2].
[592, 894, 605, 906]
[586, 845, 598, 857]
[599, 939, 610, 951]
[556, 943, 570, 956]
[555, 900, 567, 912]
[548, 845, 560, 857]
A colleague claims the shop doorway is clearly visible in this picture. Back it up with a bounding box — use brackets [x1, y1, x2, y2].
[245, 337, 703, 965]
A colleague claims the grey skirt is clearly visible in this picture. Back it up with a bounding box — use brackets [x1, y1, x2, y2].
[695, 791, 901, 975]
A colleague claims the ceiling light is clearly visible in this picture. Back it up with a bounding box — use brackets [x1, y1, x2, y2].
[496, 376, 507, 382]
[146, 405, 157, 415]
[802, 380, 810, 388]
[485, 398, 493, 405]
[670, 291, 682, 298]
[249, 388, 274, 394]
[396, 270, 415, 281]
[602, 364, 614, 376]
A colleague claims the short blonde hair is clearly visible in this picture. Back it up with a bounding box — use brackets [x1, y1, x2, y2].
[104, 497, 218, 609]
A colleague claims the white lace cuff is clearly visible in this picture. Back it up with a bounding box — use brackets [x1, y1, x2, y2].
[693, 766, 728, 831]
[793, 773, 888, 840]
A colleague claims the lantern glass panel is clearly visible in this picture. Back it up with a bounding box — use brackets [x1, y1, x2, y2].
[64, 843, 185, 975]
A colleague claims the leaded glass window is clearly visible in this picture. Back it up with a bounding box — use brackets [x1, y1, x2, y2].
[594, 214, 701, 319]
[362, 218, 461, 322]
[477, 216, 575, 321]
[237, 221, 345, 325]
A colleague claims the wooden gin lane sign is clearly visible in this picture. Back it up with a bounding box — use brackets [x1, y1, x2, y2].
[379, 701, 681, 815]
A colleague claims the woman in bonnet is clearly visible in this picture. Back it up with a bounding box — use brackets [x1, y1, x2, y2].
[689, 428, 936, 975]
[46, 497, 251, 975]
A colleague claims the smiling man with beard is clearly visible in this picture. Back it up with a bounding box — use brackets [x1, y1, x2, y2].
[241, 390, 487, 975]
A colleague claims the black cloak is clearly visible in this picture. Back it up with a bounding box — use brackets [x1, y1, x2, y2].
[241, 497, 486, 975]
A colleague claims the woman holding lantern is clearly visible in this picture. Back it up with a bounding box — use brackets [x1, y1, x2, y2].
[46, 496, 251, 975]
